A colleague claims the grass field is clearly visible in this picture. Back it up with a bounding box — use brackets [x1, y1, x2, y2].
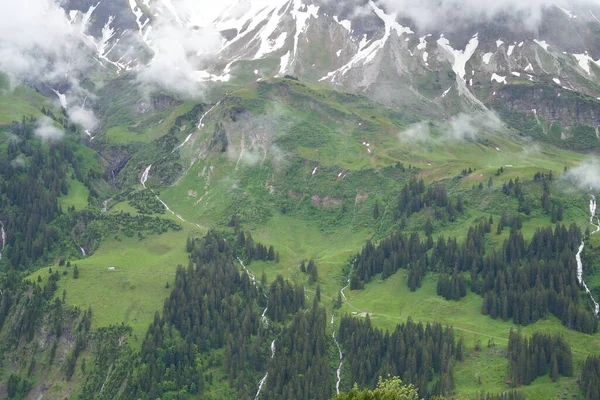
[58, 178, 90, 211]
[337, 272, 596, 398]
[0, 82, 53, 124]
[29, 224, 203, 347]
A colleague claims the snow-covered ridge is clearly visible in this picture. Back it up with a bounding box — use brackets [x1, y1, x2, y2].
[437, 33, 479, 82]
[320, 1, 413, 82]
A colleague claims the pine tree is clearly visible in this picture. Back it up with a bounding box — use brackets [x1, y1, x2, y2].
[551, 354, 559, 382]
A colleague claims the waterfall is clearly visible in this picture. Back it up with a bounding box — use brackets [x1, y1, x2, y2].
[171, 101, 222, 153]
[140, 165, 152, 188]
[576, 195, 600, 315]
[0, 221, 5, 261]
[237, 258, 274, 399]
[331, 313, 343, 394]
[79, 246, 86, 257]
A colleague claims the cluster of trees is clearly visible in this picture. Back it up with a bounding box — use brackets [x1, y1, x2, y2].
[535, 171, 564, 222]
[267, 275, 305, 322]
[235, 231, 279, 263]
[265, 305, 331, 399]
[127, 230, 266, 398]
[394, 178, 462, 223]
[0, 115, 107, 270]
[507, 330, 573, 385]
[355, 196, 596, 333]
[475, 225, 597, 333]
[581, 355, 600, 400]
[337, 316, 456, 398]
[125, 189, 166, 214]
[436, 271, 466, 301]
[300, 259, 319, 283]
[351, 218, 489, 296]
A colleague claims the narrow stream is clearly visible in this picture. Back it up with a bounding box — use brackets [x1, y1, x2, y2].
[575, 195, 600, 314]
[171, 101, 221, 153]
[237, 257, 273, 399]
[331, 278, 349, 394]
[0, 220, 5, 261]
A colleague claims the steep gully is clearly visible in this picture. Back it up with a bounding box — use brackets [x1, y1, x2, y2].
[576, 196, 600, 314]
[237, 258, 273, 400]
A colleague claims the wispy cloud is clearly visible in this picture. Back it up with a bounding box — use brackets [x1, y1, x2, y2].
[35, 116, 64, 141]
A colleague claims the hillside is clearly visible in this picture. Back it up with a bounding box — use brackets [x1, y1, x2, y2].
[2, 0, 600, 399]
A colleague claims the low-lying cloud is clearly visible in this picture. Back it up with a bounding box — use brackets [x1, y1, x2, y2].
[398, 111, 504, 142]
[68, 106, 99, 133]
[378, 0, 598, 32]
[565, 159, 600, 191]
[35, 117, 64, 141]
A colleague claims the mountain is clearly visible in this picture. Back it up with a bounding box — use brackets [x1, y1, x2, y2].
[4, 1, 600, 399]
[62, 0, 600, 116]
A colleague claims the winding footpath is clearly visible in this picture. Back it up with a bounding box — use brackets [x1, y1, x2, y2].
[575, 195, 600, 314]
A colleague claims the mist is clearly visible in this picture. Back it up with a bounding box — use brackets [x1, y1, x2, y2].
[378, 0, 597, 32]
[35, 117, 64, 141]
[135, 1, 223, 99]
[68, 106, 99, 133]
[398, 111, 504, 142]
[565, 159, 600, 191]
[0, 0, 90, 87]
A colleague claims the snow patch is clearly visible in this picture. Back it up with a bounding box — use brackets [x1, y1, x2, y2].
[507, 45, 515, 56]
[290, 1, 320, 65]
[333, 16, 351, 31]
[437, 33, 479, 81]
[511, 71, 521, 77]
[279, 51, 291, 75]
[496, 40, 504, 48]
[573, 53, 600, 75]
[482, 52, 493, 64]
[553, 77, 561, 85]
[491, 73, 507, 84]
[556, 5, 577, 19]
[534, 39, 549, 51]
[525, 63, 534, 72]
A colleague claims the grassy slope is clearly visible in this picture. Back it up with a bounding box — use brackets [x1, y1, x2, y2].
[28, 206, 204, 347]
[33, 77, 600, 398]
[0, 75, 53, 124]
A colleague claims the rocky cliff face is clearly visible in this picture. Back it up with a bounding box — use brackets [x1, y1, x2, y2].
[50, 0, 600, 147]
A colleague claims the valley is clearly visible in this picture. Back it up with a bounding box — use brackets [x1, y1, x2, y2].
[2, 0, 600, 399]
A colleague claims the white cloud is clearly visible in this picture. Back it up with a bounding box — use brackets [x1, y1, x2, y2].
[565, 159, 600, 191]
[0, 0, 90, 85]
[398, 121, 431, 142]
[399, 111, 504, 142]
[378, 0, 597, 31]
[68, 106, 99, 133]
[138, 21, 221, 98]
[35, 116, 64, 141]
